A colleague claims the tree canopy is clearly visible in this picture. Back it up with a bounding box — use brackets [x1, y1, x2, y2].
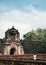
[23, 28, 46, 41]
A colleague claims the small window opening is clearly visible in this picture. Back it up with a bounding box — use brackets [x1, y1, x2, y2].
[10, 48, 16, 55]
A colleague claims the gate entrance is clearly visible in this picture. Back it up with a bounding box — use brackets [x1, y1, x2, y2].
[10, 48, 16, 55]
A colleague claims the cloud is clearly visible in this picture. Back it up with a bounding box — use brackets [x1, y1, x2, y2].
[0, 21, 31, 39]
[0, 9, 32, 38]
[0, 5, 46, 38]
[24, 5, 46, 28]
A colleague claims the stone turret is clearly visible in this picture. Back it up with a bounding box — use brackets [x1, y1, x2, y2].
[5, 26, 20, 42]
[3, 26, 24, 55]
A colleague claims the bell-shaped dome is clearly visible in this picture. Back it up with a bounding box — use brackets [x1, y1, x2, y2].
[5, 26, 20, 40]
[9, 26, 19, 35]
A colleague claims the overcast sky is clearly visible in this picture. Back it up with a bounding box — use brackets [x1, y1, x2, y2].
[0, 0, 46, 39]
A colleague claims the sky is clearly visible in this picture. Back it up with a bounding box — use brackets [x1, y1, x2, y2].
[0, 0, 46, 39]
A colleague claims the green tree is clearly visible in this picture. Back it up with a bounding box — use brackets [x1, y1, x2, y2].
[23, 28, 46, 42]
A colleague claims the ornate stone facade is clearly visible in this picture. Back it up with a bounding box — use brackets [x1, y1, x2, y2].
[1, 26, 24, 55]
[0, 26, 46, 55]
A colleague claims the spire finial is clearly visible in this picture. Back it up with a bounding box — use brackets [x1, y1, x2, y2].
[12, 25, 14, 28]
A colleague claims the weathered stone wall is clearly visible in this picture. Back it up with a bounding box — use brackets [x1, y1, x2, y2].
[0, 59, 46, 65]
[4, 42, 24, 55]
[0, 26, 46, 55]
[0, 40, 46, 55]
[21, 40, 46, 54]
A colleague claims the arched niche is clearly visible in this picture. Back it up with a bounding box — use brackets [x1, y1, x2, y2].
[10, 48, 16, 55]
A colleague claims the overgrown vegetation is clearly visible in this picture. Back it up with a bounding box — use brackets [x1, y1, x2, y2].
[23, 28, 46, 41]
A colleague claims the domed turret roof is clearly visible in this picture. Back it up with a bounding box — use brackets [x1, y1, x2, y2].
[5, 26, 19, 35]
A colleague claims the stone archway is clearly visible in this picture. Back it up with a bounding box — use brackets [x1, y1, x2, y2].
[10, 48, 16, 55]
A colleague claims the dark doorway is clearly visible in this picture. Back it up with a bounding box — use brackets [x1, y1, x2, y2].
[10, 48, 16, 55]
